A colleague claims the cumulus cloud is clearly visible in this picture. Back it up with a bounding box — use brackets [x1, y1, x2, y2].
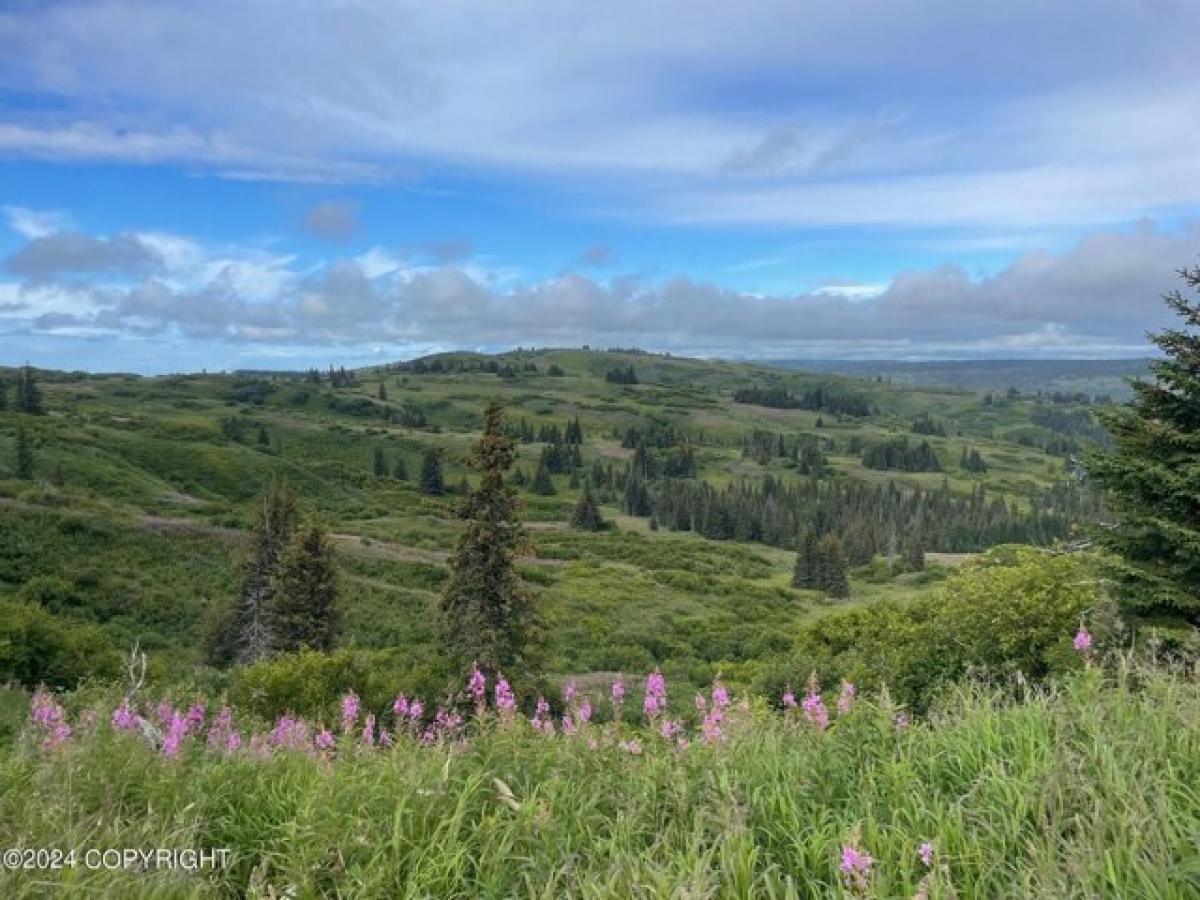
[4, 231, 163, 279]
[302, 199, 359, 242]
[1, 220, 1191, 358]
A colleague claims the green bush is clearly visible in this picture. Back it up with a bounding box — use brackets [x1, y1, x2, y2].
[0, 599, 122, 688]
[757, 548, 1098, 711]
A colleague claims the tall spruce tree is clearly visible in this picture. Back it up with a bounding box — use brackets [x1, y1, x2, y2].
[14, 426, 33, 480]
[531, 462, 556, 495]
[234, 483, 298, 663]
[393, 455, 409, 481]
[817, 533, 851, 598]
[419, 448, 445, 495]
[269, 518, 338, 653]
[570, 485, 606, 531]
[792, 530, 819, 589]
[373, 446, 388, 477]
[439, 400, 533, 674]
[1084, 267, 1200, 624]
[15, 364, 42, 414]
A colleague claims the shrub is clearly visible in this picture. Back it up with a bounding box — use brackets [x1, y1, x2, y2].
[0, 599, 121, 688]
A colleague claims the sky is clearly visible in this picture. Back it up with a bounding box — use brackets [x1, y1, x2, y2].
[1, 1, 1199, 373]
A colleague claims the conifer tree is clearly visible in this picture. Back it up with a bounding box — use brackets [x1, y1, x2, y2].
[531, 462, 556, 495]
[269, 518, 338, 653]
[792, 530, 819, 589]
[257, 425, 270, 446]
[232, 483, 297, 663]
[0, 379, 7, 410]
[15, 364, 42, 414]
[1084, 268, 1200, 623]
[419, 448, 445, 495]
[14, 425, 33, 480]
[439, 400, 533, 674]
[817, 533, 851, 598]
[377, 382, 388, 401]
[393, 455, 409, 481]
[903, 536, 926, 572]
[570, 485, 605, 531]
[373, 446, 388, 477]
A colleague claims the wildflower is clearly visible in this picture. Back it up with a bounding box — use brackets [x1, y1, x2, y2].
[341, 691, 360, 732]
[643, 669, 667, 718]
[918, 842, 934, 867]
[361, 713, 376, 748]
[408, 699, 424, 721]
[155, 698, 174, 728]
[434, 707, 463, 735]
[619, 738, 643, 755]
[701, 710, 723, 743]
[840, 843, 872, 895]
[223, 731, 241, 753]
[531, 696, 551, 731]
[379, 729, 392, 746]
[711, 678, 729, 711]
[894, 712, 910, 729]
[112, 701, 139, 732]
[611, 678, 626, 706]
[1074, 626, 1093, 654]
[161, 713, 187, 759]
[782, 688, 797, 709]
[802, 676, 829, 731]
[562, 715, 577, 736]
[30, 690, 70, 751]
[468, 663, 486, 710]
[563, 680, 577, 705]
[184, 702, 205, 733]
[206, 707, 235, 752]
[314, 728, 334, 751]
[577, 699, 593, 725]
[393, 694, 409, 718]
[837, 681, 856, 717]
[495, 677, 516, 718]
[660, 718, 679, 740]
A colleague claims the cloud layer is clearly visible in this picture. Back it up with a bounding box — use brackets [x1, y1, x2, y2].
[1, 215, 1192, 363]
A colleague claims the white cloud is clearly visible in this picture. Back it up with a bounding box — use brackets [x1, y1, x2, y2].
[3, 206, 74, 239]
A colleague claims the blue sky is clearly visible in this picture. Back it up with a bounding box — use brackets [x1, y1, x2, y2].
[1, 1, 1198, 372]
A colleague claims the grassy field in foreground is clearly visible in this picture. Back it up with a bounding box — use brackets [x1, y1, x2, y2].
[1, 666, 1196, 898]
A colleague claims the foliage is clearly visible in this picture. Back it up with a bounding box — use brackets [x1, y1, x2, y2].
[1085, 269, 1200, 625]
[269, 518, 339, 653]
[0, 598, 121, 688]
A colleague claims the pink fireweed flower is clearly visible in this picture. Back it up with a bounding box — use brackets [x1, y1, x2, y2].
[468, 663, 486, 709]
[408, 698, 423, 721]
[314, 728, 334, 751]
[619, 738, 643, 755]
[837, 681, 856, 717]
[206, 707, 234, 751]
[611, 678, 626, 706]
[184, 702, 205, 733]
[495, 677, 516, 717]
[434, 707, 463, 735]
[643, 669, 667, 718]
[30, 690, 70, 750]
[361, 713, 376, 748]
[702, 710, 724, 744]
[161, 713, 188, 759]
[340, 692, 359, 732]
[224, 731, 242, 753]
[379, 729, 392, 746]
[111, 701, 139, 732]
[155, 698, 174, 728]
[711, 679, 729, 711]
[802, 692, 829, 731]
[563, 680, 577, 705]
[840, 843, 873, 894]
[660, 718, 680, 740]
[562, 714, 577, 736]
[782, 687, 797, 709]
[918, 842, 934, 867]
[1073, 626, 1093, 653]
[577, 699, 593, 725]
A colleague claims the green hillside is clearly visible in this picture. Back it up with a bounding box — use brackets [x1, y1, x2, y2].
[0, 350, 1104, 694]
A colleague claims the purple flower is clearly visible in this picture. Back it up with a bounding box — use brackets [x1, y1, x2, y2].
[361, 713, 376, 748]
[206, 707, 235, 752]
[30, 690, 70, 751]
[393, 694, 409, 718]
[643, 669, 667, 718]
[577, 699, 593, 725]
[918, 842, 934, 867]
[314, 728, 334, 751]
[1074, 627, 1093, 653]
[468, 663, 486, 708]
[563, 680, 577, 705]
[782, 688, 797, 709]
[495, 677, 516, 717]
[611, 678, 626, 706]
[802, 691, 829, 731]
[711, 679, 729, 710]
[341, 692, 359, 732]
[408, 699, 423, 721]
[111, 702, 139, 731]
[184, 702, 205, 733]
[161, 713, 187, 759]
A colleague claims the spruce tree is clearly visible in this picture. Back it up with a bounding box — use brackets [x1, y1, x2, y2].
[792, 530, 819, 589]
[419, 448, 445, 495]
[570, 485, 605, 531]
[15, 364, 42, 414]
[817, 533, 850, 598]
[232, 483, 297, 664]
[531, 462, 556, 495]
[373, 446, 388, 477]
[14, 426, 33, 480]
[393, 455, 409, 481]
[377, 382, 388, 401]
[1084, 268, 1200, 623]
[439, 400, 533, 674]
[0, 379, 6, 410]
[903, 537, 926, 572]
[269, 518, 338, 653]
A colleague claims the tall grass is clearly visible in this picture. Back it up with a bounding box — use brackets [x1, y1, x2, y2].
[1, 666, 1197, 898]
